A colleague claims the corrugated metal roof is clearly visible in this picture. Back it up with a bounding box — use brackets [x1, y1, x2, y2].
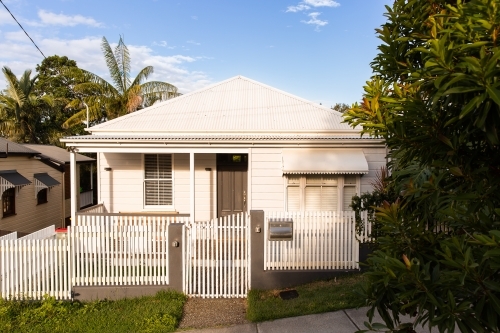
[89, 76, 354, 134]
[23, 144, 95, 164]
[0, 138, 39, 155]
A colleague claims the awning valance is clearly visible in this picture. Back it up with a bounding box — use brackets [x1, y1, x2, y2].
[34, 173, 60, 197]
[0, 170, 31, 195]
[282, 149, 369, 175]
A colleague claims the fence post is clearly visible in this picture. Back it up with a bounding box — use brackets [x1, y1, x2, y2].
[250, 210, 265, 289]
[168, 223, 183, 292]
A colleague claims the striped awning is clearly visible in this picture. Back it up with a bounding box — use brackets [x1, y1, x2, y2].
[282, 149, 369, 175]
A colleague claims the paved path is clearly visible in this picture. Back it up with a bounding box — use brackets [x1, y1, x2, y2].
[182, 307, 443, 333]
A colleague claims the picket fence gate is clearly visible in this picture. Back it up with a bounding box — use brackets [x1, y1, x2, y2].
[183, 212, 250, 298]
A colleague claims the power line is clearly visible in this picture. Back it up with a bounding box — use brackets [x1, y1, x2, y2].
[0, 0, 46, 59]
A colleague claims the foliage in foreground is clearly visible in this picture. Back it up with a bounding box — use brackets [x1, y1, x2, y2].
[0, 290, 186, 333]
[345, 0, 500, 332]
[247, 273, 365, 322]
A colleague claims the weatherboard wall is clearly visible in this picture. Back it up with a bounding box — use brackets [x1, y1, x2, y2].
[97, 153, 216, 220]
[0, 155, 63, 233]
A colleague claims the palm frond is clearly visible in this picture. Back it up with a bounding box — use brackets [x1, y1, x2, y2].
[130, 66, 154, 87]
[2, 67, 26, 107]
[141, 81, 179, 106]
[126, 85, 142, 112]
[114, 35, 131, 92]
[101, 36, 126, 93]
[61, 109, 87, 129]
[62, 98, 104, 129]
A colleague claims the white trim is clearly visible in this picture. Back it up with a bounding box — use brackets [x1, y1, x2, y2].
[247, 148, 252, 212]
[70, 152, 77, 223]
[34, 178, 48, 199]
[190, 152, 195, 224]
[0, 177, 15, 196]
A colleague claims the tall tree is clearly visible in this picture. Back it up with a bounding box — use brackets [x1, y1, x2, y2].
[0, 67, 54, 143]
[345, 0, 500, 332]
[331, 103, 350, 113]
[34, 55, 86, 144]
[62, 36, 178, 128]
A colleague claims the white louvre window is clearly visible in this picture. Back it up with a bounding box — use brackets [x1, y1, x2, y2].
[343, 175, 357, 211]
[286, 175, 358, 211]
[144, 154, 173, 206]
[286, 175, 339, 211]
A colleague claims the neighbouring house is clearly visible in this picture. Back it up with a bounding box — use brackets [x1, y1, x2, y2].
[0, 138, 94, 234]
[61, 75, 386, 222]
[23, 144, 96, 225]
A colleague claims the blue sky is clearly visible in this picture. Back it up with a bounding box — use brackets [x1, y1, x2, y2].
[0, 0, 391, 107]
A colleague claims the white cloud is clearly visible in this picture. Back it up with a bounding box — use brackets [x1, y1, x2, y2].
[38, 9, 103, 27]
[0, 9, 15, 25]
[191, 15, 198, 20]
[303, 0, 340, 7]
[0, 35, 212, 95]
[301, 12, 328, 30]
[286, 4, 310, 12]
[187, 40, 200, 46]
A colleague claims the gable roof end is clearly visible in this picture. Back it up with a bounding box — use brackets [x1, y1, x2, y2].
[87, 75, 355, 134]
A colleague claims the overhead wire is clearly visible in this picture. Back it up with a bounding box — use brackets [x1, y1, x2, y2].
[0, 0, 46, 59]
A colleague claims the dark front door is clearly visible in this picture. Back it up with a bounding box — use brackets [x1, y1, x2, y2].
[217, 154, 248, 218]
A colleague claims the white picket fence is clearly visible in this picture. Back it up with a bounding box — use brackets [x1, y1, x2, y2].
[70, 216, 179, 286]
[0, 214, 189, 300]
[0, 232, 17, 241]
[184, 213, 250, 298]
[264, 211, 368, 270]
[18, 225, 55, 240]
[0, 238, 71, 300]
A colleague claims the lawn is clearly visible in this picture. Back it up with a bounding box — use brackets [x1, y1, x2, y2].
[246, 273, 366, 322]
[0, 290, 186, 333]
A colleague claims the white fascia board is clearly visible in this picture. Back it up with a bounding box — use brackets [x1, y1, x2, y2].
[71, 147, 251, 153]
[87, 129, 362, 135]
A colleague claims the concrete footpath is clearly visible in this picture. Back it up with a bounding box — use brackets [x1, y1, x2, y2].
[183, 307, 441, 333]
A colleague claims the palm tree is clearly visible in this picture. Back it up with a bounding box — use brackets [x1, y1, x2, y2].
[0, 67, 54, 143]
[63, 36, 178, 128]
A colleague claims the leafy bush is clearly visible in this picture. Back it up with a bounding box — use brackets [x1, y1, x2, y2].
[344, 0, 500, 332]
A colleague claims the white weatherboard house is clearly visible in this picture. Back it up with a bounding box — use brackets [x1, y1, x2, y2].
[61, 76, 386, 222]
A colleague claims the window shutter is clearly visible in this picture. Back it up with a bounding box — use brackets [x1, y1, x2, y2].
[287, 186, 301, 211]
[144, 154, 173, 206]
[305, 186, 322, 211]
[343, 186, 357, 211]
[322, 186, 338, 211]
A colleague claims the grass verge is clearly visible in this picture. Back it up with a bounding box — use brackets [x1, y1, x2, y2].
[0, 290, 186, 333]
[247, 273, 366, 322]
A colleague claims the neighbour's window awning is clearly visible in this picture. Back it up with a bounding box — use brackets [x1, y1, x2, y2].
[0, 170, 31, 195]
[33, 173, 60, 198]
[282, 149, 369, 175]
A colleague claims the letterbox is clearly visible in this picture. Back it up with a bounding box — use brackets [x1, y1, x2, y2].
[268, 218, 293, 241]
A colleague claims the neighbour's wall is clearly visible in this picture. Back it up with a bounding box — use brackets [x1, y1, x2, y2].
[250, 148, 285, 211]
[98, 153, 216, 220]
[360, 147, 387, 194]
[0, 155, 63, 233]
